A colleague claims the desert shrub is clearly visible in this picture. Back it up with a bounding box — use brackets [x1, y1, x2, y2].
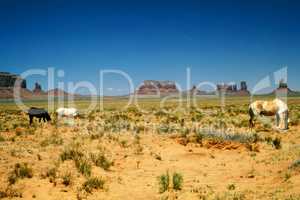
[238, 119, 250, 128]
[119, 140, 128, 148]
[134, 144, 144, 155]
[60, 147, 84, 162]
[214, 191, 246, 200]
[289, 159, 300, 170]
[272, 137, 281, 149]
[191, 111, 204, 122]
[0, 187, 22, 198]
[0, 190, 7, 198]
[46, 167, 57, 179]
[195, 131, 203, 144]
[180, 127, 190, 137]
[8, 163, 33, 184]
[158, 172, 170, 193]
[40, 134, 63, 147]
[201, 131, 259, 144]
[155, 110, 167, 117]
[25, 127, 37, 135]
[284, 172, 291, 181]
[82, 177, 105, 193]
[172, 172, 183, 191]
[62, 172, 72, 186]
[227, 184, 236, 191]
[158, 171, 183, 193]
[89, 132, 104, 140]
[75, 158, 92, 177]
[285, 194, 300, 200]
[15, 128, 23, 136]
[90, 153, 113, 171]
[153, 153, 162, 161]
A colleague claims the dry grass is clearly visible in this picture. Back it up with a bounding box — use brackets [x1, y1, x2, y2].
[0, 96, 300, 199]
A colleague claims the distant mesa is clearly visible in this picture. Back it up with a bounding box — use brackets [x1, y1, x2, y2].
[136, 80, 179, 95]
[184, 85, 210, 96]
[0, 71, 75, 99]
[217, 81, 250, 96]
[271, 79, 299, 96]
[47, 88, 70, 96]
[0, 72, 26, 88]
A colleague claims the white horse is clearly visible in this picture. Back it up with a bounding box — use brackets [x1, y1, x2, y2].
[249, 98, 289, 130]
[56, 107, 79, 118]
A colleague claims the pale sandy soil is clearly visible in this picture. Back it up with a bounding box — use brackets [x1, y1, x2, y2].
[0, 103, 300, 200]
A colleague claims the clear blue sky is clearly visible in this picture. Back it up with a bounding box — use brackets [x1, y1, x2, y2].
[0, 0, 299, 95]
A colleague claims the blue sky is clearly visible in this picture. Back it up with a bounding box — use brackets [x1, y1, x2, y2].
[0, 0, 299, 95]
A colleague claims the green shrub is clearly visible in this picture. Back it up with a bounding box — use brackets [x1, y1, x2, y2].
[289, 159, 300, 170]
[75, 158, 91, 177]
[272, 137, 281, 149]
[60, 148, 84, 161]
[46, 167, 57, 179]
[158, 171, 184, 193]
[227, 184, 236, 191]
[62, 172, 72, 186]
[90, 153, 113, 171]
[8, 163, 33, 184]
[82, 177, 105, 193]
[172, 172, 183, 191]
[158, 172, 170, 193]
[40, 134, 63, 147]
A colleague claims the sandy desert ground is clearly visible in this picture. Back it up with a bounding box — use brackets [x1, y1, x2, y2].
[0, 97, 300, 200]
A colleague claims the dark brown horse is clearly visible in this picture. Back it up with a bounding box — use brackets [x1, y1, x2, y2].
[27, 107, 51, 125]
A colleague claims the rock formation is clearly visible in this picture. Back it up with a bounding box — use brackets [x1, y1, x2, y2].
[136, 80, 179, 95]
[0, 72, 26, 88]
[217, 81, 250, 96]
[32, 82, 44, 93]
[271, 79, 299, 96]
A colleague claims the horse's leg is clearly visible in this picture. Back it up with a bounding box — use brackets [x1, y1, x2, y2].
[29, 115, 33, 125]
[276, 112, 280, 128]
[284, 111, 289, 129]
[39, 117, 42, 122]
[279, 112, 285, 129]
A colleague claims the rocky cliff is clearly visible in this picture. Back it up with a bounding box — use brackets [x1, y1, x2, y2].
[0, 72, 26, 88]
[217, 81, 250, 96]
[136, 80, 179, 95]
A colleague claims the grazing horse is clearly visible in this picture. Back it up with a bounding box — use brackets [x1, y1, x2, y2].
[249, 98, 289, 130]
[56, 107, 79, 118]
[27, 107, 51, 125]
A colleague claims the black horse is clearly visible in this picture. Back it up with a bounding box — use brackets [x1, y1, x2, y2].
[27, 107, 51, 124]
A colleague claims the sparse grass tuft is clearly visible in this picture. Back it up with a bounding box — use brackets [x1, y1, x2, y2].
[40, 134, 63, 147]
[75, 158, 92, 177]
[272, 137, 281, 149]
[0, 135, 5, 142]
[289, 159, 300, 170]
[62, 172, 72, 186]
[227, 184, 236, 191]
[60, 147, 84, 162]
[8, 163, 33, 184]
[82, 177, 105, 193]
[90, 153, 113, 171]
